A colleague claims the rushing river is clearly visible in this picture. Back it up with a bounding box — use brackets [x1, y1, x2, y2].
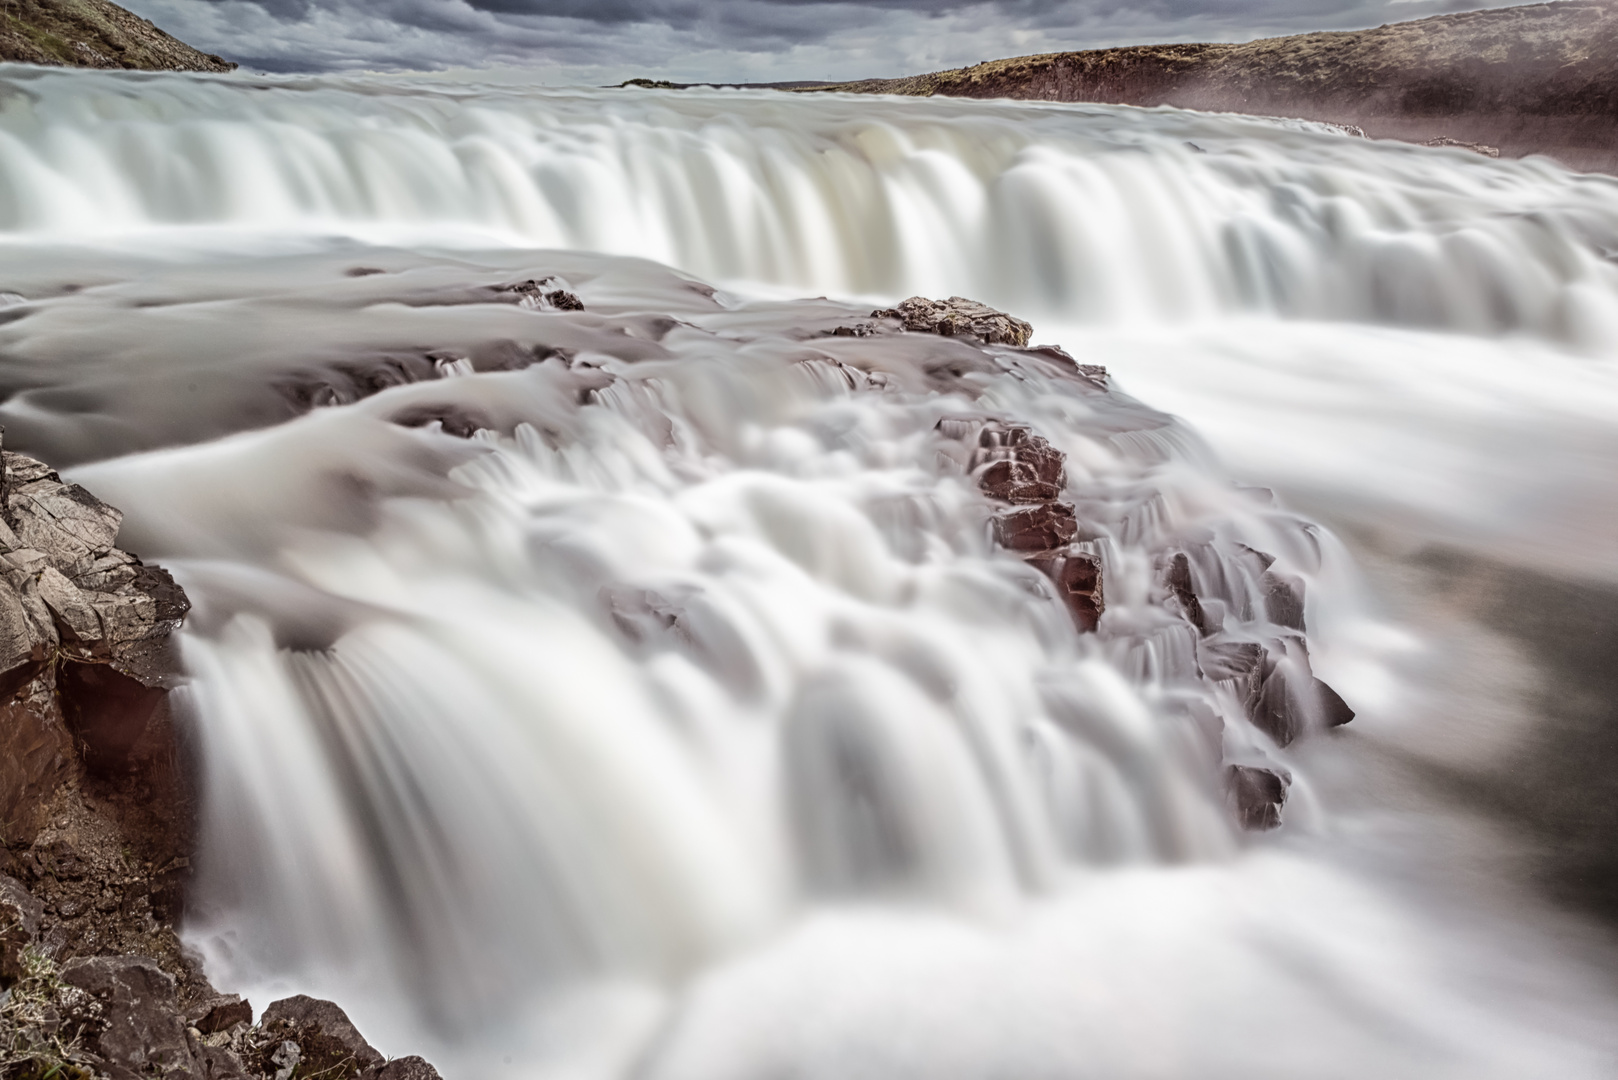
[2, 65, 1618, 1078]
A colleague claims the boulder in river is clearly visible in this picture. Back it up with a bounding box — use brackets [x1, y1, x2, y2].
[874, 296, 1034, 346]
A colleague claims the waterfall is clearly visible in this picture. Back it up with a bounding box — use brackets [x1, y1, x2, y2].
[3, 66, 1618, 342]
[3, 64, 1618, 1080]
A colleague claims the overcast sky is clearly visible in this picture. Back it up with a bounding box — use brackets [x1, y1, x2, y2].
[122, 0, 1518, 82]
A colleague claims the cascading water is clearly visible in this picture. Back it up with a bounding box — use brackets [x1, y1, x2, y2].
[2, 64, 1618, 1079]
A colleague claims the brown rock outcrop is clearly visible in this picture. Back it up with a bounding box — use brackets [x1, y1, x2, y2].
[874, 296, 1033, 347]
[811, 0, 1618, 174]
[937, 416, 1105, 634]
[0, 0, 235, 71]
[0, 438, 190, 848]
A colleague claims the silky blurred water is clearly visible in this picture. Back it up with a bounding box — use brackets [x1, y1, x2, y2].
[2, 65, 1617, 1079]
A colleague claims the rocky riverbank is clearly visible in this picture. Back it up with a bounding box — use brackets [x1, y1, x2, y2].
[0, 436, 436, 1080]
[0, 0, 232, 71]
[810, 0, 1618, 174]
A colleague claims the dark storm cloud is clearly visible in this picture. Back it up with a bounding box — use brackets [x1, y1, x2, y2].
[122, 0, 1524, 78]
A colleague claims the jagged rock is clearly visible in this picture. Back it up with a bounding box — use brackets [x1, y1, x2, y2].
[499, 277, 585, 312]
[1317, 678, 1356, 728]
[1262, 570, 1306, 631]
[936, 415, 1104, 631]
[75, 551, 139, 593]
[872, 296, 1033, 346]
[259, 995, 386, 1079]
[978, 458, 1061, 503]
[61, 955, 196, 1080]
[1028, 551, 1104, 633]
[190, 995, 254, 1034]
[994, 502, 1079, 552]
[0, 580, 47, 700]
[38, 566, 104, 644]
[6, 475, 125, 577]
[1226, 764, 1289, 830]
[1165, 552, 1209, 634]
[973, 425, 1065, 503]
[1245, 640, 1357, 747]
[368, 1057, 443, 1080]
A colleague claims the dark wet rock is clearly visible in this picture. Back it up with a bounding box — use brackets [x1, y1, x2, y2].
[1226, 764, 1289, 830]
[1164, 552, 1209, 634]
[499, 277, 585, 312]
[1245, 640, 1356, 747]
[1317, 677, 1356, 728]
[978, 458, 1061, 504]
[390, 405, 490, 439]
[278, 354, 440, 413]
[1196, 636, 1264, 685]
[1028, 551, 1104, 633]
[61, 955, 196, 1080]
[1262, 570, 1306, 631]
[936, 415, 1104, 632]
[994, 502, 1079, 552]
[830, 322, 877, 337]
[873, 296, 1033, 346]
[258, 995, 386, 1079]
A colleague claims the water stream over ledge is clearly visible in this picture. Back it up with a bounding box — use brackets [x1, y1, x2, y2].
[2, 66, 1617, 1079]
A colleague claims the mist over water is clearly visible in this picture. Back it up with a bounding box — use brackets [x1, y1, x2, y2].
[2, 65, 1618, 1078]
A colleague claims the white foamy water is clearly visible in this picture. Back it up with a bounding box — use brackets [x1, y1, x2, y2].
[2, 65, 1616, 1079]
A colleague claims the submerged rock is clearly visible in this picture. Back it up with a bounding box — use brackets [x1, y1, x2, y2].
[499, 277, 586, 312]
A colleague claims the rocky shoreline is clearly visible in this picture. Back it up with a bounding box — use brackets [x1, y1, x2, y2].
[0, 437, 437, 1080]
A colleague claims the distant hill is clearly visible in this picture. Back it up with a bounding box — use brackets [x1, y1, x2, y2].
[810, 1, 1618, 173]
[0, 0, 233, 71]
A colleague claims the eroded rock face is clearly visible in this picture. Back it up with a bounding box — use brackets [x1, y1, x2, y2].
[0, 440, 448, 1080]
[873, 296, 1034, 346]
[0, 439, 191, 845]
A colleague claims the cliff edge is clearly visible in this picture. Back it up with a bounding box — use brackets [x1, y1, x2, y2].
[0, 0, 233, 72]
[811, 1, 1618, 173]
